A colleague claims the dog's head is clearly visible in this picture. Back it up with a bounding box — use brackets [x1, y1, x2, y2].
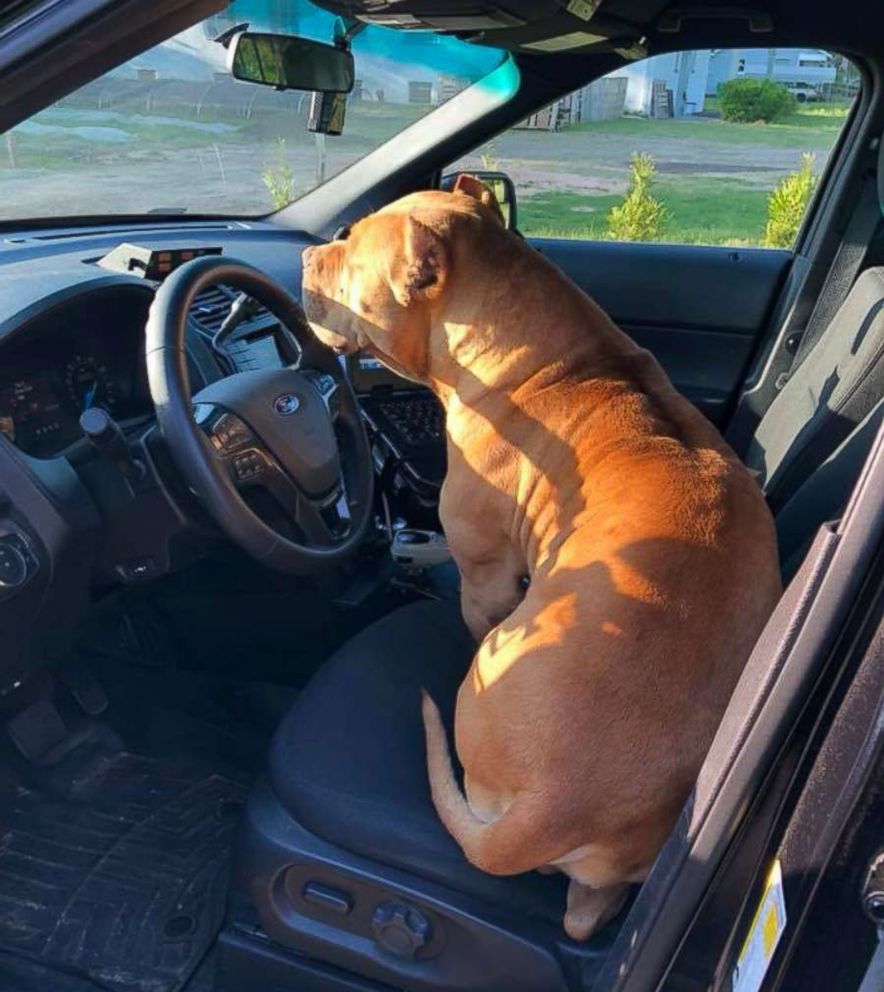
[301, 175, 503, 381]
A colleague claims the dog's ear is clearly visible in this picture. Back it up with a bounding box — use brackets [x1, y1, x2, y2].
[453, 173, 505, 225]
[390, 217, 449, 308]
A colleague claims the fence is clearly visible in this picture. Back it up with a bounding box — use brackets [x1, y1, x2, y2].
[515, 77, 628, 130]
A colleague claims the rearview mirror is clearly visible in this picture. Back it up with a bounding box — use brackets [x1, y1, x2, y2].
[228, 31, 355, 94]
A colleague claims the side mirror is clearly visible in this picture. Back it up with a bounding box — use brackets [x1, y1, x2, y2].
[441, 170, 518, 230]
[227, 31, 355, 94]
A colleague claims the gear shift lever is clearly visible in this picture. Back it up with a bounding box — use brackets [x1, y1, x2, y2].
[80, 408, 142, 482]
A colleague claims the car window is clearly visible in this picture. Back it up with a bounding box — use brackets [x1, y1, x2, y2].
[450, 48, 859, 248]
[0, 0, 505, 220]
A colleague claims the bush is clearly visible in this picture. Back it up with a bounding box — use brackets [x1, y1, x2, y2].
[606, 152, 670, 242]
[718, 78, 795, 123]
[261, 138, 295, 210]
[479, 141, 500, 171]
[763, 153, 818, 248]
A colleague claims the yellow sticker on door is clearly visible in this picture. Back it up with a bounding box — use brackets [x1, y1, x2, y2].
[733, 860, 787, 992]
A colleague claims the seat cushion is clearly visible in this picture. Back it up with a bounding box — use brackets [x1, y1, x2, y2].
[269, 598, 569, 926]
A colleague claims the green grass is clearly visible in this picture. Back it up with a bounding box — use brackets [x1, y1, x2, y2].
[520, 180, 770, 246]
[521, 100, 853, 245]
[564, 102, 850, 149]
[784, 100, 853, 122]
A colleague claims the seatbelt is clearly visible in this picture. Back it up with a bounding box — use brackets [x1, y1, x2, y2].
[779, 154, 881, 388]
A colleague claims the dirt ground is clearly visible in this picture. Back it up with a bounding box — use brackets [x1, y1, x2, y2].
[0, 143, 358, 218]
[453, 123, 838, 198]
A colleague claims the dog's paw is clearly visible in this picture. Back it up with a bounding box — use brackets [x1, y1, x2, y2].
[563, 881, 630, 941]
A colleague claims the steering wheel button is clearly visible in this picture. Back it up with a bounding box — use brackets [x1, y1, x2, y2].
[234, 448, 263, 481]
[226, 421, 252, 448]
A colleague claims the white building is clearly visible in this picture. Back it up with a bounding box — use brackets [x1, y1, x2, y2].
[609, 49, 711, 117]
[706, 48, 836, 93]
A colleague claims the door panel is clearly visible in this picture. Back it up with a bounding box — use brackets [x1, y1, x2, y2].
[531, 239, 791, 425]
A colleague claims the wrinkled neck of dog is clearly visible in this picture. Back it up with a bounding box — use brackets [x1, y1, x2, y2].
[425, 238, 634, 409]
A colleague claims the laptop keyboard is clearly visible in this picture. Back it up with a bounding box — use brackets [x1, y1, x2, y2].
[376, 395, 445, 446]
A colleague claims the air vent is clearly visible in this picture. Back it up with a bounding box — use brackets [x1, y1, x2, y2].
[189, 284, 274, 336]
[189, 285, 237, 333]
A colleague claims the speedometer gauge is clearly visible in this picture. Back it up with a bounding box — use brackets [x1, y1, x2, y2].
[64, 355, 116, 413]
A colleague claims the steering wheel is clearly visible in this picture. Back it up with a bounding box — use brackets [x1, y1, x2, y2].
[146, 256, 373, 573]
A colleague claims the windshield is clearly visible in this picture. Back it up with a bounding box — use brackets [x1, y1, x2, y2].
[0, 0, 505, 220]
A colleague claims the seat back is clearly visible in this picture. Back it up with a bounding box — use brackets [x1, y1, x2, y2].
[739, 264, 884, 575]
[746, 265, 884, 510]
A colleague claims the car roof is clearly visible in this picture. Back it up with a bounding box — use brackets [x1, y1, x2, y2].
[310, 0, 884, 64]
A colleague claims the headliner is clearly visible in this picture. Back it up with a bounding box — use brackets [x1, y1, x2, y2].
[309, 0, 884, 64]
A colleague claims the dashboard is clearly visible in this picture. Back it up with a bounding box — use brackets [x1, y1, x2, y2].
[0, 220, 317, 688]
[0, 222, 317, 460]
[0, 227, 434, 463]
[0, 218, 448, 691]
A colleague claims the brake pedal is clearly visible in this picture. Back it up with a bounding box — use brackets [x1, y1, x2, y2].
[59, 667, 108, 717]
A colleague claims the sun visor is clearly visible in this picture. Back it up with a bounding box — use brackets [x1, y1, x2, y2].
[309, 1, 650, 55]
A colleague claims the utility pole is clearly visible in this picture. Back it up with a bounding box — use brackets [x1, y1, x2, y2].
[674, 49, 696, 116]
[315, 133, 326, 184]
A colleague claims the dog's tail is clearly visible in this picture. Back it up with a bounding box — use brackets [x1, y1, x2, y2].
[421, 690, 557, 876]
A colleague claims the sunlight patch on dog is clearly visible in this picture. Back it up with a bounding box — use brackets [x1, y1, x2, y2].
[472, 591, 577, 692]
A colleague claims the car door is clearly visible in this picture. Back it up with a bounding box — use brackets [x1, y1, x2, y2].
[449, 47, 858, 427]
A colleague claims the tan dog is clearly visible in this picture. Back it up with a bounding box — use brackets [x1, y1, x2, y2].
[301, 176, 781, 939]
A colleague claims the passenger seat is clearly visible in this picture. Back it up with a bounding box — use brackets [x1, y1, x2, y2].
[735, 266, 884, 578]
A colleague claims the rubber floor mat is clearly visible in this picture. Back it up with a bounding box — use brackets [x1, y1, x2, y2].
[0, 752, 246, 992]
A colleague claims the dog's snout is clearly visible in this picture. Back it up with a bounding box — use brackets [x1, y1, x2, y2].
[302, 245, 317, 269]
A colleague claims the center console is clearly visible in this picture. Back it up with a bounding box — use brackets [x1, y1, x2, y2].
[347, 354, 446, 507]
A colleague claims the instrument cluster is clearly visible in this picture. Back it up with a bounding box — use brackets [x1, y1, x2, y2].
[0, 290, 152, 458]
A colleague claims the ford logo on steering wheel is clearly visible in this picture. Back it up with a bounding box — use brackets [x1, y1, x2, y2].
[273, 393, 301, 416]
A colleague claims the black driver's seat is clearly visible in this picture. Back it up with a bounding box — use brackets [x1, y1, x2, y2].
[229, 598, 598, 992]
[229, 415, 883, 992]
[268, 598, 569, 925]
